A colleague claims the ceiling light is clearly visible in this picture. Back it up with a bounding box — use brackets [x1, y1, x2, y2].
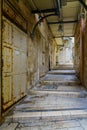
[58, 24, 63, 33]
[81, 11, 85, 18]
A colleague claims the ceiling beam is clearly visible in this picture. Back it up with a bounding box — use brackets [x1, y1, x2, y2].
[53, 35, 74, 38]
[32, 8, 58, 13]
[48, 20, 78, 24]
[79, 0, 87, 10]
[30, 13, 58, 38]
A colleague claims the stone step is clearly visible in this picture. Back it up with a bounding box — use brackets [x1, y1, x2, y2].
[12, 120, 82, 129]
[52, 65, 74, 70]
[34, 84, 84, 92]
[48, 72, 75, 75]
[30, 90, 87, 98]
[5, 109, 87, 123]
[40, 80, 81, 86]
[52, 67, 74, 70]
[2, 119, 87, 130]
[48, 70, 75, 75]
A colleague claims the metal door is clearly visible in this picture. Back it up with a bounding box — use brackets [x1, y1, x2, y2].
[2, 17, 27, 110]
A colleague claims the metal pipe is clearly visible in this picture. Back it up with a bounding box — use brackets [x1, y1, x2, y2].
[53, 35, 74, 38]
[30, 13, 58, 38]
[48, 20, 78, 24]
[32, 8, 57, 13]
[79, 0, 87, 10]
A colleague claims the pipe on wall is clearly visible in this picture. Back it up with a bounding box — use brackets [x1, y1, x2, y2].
[79, 0, 87, 10]
[30, 13, 58, 38]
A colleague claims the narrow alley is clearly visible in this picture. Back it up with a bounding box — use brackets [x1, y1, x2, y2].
[1, 65, 87, 129]
[1, 0, 87, 130]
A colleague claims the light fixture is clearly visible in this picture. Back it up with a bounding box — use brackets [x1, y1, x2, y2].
[58, 24, 63, 33]
[81, 11, 85, 19]
[38, 14, 44, 24]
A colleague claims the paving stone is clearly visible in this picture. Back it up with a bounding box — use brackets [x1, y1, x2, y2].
[79, 119, 87, 129]
[15, 120, 80, 130]
[16, 127, 31, 130]
[7, 111, 41, 119]
[55, 128, 65, 130]
[0, 123, 18, 130]
[41, 111, 62, 117]
[67, 127, 84, 130]
[61, 111, 71, 119]
[69, 110, 87, 118]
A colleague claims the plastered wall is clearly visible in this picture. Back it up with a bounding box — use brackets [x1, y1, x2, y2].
[74, 22, 81, 78]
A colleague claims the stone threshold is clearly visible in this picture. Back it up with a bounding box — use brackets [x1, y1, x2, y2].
[30, 90, 87, 98]
[5, 109, 87, 123]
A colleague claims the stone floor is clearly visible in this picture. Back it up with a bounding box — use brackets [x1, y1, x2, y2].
[1, 66, 87, 130]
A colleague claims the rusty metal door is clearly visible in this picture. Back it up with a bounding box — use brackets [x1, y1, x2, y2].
[2, 17, 27, 111]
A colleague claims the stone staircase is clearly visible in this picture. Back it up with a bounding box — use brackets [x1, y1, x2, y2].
[1, 67, 87, 130]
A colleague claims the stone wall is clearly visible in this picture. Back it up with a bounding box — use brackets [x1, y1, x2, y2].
[84, 13, 87, 87]
[74, 9, 87, 86]
[3, 0, 56, 89]
[57, 38, 73, 65]
[49, 39, 57, 69]
[74, 22, 81, 78]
